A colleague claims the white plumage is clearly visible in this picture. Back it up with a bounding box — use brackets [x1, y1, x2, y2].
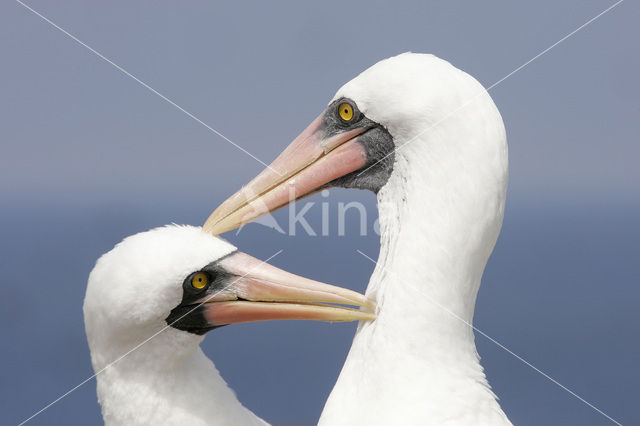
[84, 225, 373, 425]
[88, 52, 512, 425]
[207, 53, 512, 424]
[319, 53, 511, 425]
[84, 226, 266, 425]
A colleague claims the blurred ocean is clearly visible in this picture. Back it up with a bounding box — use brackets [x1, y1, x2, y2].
[1, 193, 638, 425]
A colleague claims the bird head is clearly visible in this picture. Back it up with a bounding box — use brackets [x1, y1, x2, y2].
[203, 52, 506, 235]
[84, 225, 374, 363]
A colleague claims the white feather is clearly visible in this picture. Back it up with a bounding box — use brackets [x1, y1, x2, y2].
[320, 53, 511, 425]
[84, 225, 267, 426]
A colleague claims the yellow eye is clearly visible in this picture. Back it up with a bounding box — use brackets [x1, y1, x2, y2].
[191, 272, 209, 290]
[338, 102, 354, 121]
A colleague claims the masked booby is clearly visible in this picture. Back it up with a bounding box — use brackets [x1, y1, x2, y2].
[206, 52, 511, 425]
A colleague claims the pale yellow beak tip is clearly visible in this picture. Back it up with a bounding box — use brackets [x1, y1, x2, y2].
[202, 213, 228, 236]
[359, 310, 377, 321]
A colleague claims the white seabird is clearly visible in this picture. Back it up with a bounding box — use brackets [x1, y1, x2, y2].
[84, 225, 374, 425]
[206, 52, 511, 425]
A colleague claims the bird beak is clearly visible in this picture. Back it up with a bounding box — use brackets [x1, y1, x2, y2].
[200, 251, 375, 326]
[203, 114, 368, 235]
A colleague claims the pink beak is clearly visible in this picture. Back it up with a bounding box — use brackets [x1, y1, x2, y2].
[200, 251, 375, 326]
[203, 114, 368, 235]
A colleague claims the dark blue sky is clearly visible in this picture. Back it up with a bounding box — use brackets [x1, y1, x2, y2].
[1, 1, 638, 425]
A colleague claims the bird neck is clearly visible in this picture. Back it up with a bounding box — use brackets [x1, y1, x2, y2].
[90, 330, 265, 426]
[321, 118, 510, 424]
